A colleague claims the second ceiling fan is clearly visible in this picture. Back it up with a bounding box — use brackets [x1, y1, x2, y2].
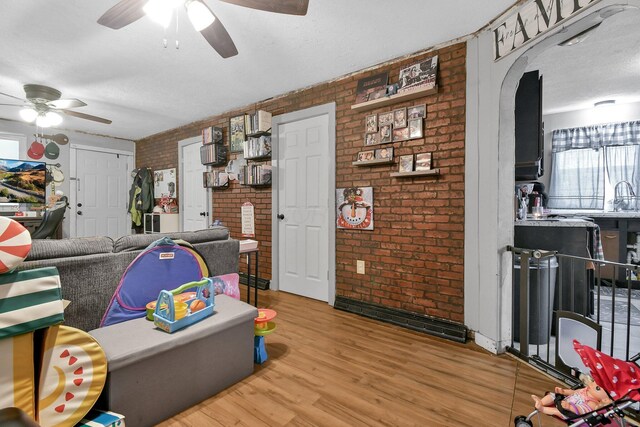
[97, 0, 309, 58]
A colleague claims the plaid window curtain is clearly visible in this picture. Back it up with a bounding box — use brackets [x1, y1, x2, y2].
[549, 121, 640, 209]
[551, 120, 640, 153]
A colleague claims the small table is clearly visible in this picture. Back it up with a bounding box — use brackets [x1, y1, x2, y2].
[239, 247, 259, 307]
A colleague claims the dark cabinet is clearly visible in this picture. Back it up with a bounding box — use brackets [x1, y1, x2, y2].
[515, 70, 544, 180]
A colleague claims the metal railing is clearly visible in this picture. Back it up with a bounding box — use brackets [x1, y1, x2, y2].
[507, 245, 640, 384]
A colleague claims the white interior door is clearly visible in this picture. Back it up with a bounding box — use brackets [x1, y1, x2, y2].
[278, 114, 330, 301]
[75, 149, 131, 238]
[180, 138, 208, 231]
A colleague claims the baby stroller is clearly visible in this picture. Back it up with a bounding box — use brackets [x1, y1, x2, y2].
[515, 340, 640, 426]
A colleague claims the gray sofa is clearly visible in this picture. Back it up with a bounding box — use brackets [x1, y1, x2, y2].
[17, 227, 240, 331]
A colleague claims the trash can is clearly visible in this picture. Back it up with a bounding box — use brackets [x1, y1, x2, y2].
[513, 255, 558, 345]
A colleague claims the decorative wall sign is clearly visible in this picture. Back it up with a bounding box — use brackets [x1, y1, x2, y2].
[230, 115, 245, 153]
[355, 72, 389, 104]
[492, 0, 602, 61]
[241, 201, 255, 237]
[336, 187, 373, 230]
[154, 168, 176, 198]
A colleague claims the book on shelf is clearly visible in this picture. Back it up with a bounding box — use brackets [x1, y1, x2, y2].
[243, 135, 271, 158]
[200, 143, 227, 165]
[245, 110, 272, 135]
[202, 126, 222, 144]
[241, 164, 271, 185]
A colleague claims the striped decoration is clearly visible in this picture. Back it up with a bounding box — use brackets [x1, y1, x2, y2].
[0, 217, 32, 274]
[0, 332, 36, 419]
[0, 267, 64, 339]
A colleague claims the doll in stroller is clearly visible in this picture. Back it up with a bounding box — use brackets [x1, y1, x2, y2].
[515, 340, 640, 427]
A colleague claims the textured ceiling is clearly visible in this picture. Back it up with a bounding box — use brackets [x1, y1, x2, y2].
[0, 0, 514, 141]
[528, 7, 640, 115]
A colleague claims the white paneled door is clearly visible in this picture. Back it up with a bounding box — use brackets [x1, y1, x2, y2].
[180, 138, 208, 231]
[75, 149, 131, 239]
[278, 114, 330, 301]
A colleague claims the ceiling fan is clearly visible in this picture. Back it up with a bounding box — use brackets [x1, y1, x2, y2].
[0, 84, 112, 128]
[97, 0, 309, 58]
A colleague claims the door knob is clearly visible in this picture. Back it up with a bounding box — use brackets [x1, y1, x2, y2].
[77, 203, 82, 208]
[277, 214, 285, 220]
[199, 212, 206, 217]
[77, 211, 83, 216]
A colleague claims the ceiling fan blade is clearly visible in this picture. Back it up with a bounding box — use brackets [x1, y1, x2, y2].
[97, 0, 147, 29]
[61, 110, 112, 124]
[199, 8, 238, 58]
[0, 91, 26, 102]
[0, 103, 25, 107]
[219, 0, 308, 15]
[47, 99, 87, 109]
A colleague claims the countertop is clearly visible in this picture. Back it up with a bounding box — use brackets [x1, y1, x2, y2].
[547, 210, 640, 219]
[515, 218, 597, 227]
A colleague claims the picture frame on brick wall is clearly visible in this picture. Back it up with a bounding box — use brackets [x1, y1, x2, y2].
[380, 124, 392, 144]
[392, 127, 409, 142]
[378, 112, 393, 126]
[399, 155, 414, 173]
[415, 152, 432, 171]
[365, 132, 380, 146]
[407, 104, 426, 119]
[229, 115, 245, 153]
[375, 147, 393, 160]
[408, 118, 423, 139]
[357, 150, 375, 162]
[336, 186, 373, 230]
[365, 114, 378, 133]
[393, 108, 407, 128]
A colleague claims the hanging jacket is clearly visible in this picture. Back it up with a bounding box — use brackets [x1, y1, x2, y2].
[128, 168, 155, 227]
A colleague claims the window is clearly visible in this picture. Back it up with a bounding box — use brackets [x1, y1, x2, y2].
[548, 121, 640, 210]
[0, 137, 20, 159]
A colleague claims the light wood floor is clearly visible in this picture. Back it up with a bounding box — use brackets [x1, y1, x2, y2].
[158, 287, 565, 427]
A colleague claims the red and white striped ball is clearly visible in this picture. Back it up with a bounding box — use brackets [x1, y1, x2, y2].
[0, 217, 32, 274]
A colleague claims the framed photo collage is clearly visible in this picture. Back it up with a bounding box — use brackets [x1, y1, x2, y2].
[357, 103, 426, 164]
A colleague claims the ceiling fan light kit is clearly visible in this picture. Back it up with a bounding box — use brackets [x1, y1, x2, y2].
[1, 84, 112, 127]
[186, 0, 215, 31]
[97, 0, 309, 58]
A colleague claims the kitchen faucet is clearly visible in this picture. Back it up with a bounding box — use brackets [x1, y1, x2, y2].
[614, 180, 636, 211]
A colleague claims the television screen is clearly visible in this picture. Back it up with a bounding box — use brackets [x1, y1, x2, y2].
[0, 159, 46, 204]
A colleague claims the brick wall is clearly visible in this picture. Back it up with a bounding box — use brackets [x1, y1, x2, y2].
[136, 42, 466, 323]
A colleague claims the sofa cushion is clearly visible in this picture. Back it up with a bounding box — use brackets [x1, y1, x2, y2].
[112, 227, 229, 253]
[26, 237, 114, 261]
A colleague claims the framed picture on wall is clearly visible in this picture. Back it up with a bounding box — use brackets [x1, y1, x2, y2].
[365, 114, 378, 133]
[392, 127, 409, 141]
[365, 132, 380, 146]
[408, 104, 426, 119]
[229, 115, 245, 153]
[374, 147, 393, 160]
[379, 124, 392, 144]
[415, 152, 432, 171]
[393, 108, 407, 128]
[378, 112, 393, 126]
[408, 118, 423, 139]
[399, 155, 414, 172]
[357, 150, 375, 162]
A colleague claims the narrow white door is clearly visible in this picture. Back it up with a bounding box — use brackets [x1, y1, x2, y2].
[180, 139, 208, 231]
[76, 149, 131, 238]
[278, 114, 330, 301]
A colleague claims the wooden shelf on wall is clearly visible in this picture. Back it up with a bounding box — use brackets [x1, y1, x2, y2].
[352, 158, 393, 167]
[390, 168, 440, 178]
[351, 86, 438, 112]
[245, 154, 271, 162]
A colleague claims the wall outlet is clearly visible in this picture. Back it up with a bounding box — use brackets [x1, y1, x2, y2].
[356, 260, 365, 275]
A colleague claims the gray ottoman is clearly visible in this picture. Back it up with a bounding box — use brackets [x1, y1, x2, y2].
[89, 295, 257, 427]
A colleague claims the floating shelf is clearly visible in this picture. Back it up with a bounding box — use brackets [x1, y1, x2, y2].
[390, 168, 440, 178]
[209, 182, 229, 190]
[243, 182, 272, 187]
[246, 130, 271, 138]
[351, 86, 438, 112]
[245, 154, 272, 162]
[352, 158, 393, 167]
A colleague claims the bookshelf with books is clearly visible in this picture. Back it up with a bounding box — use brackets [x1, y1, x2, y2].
[240, 164, 272, 187]
[244, 135, 271, 160]
[203, 170, 230, 190]
[245, 110, 272, 137]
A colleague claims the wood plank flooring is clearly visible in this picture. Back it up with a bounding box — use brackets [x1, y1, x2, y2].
[157, 288, 565, 427]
